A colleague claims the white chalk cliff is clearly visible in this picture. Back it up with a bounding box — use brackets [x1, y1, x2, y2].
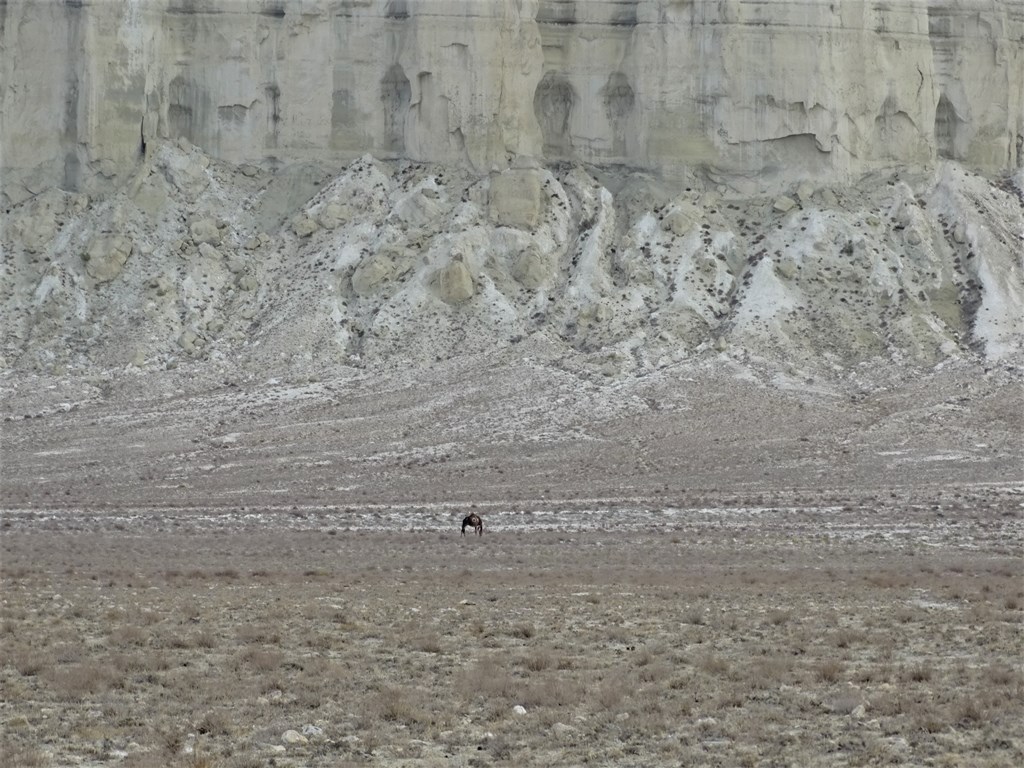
[1, 1, 1022, 379]
[2, 0, 1022, 201]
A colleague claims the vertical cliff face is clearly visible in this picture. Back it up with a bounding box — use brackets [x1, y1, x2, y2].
[1, 0, 1022, 204]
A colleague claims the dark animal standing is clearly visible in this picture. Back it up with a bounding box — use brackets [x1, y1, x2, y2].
[461, 513, 483, 537]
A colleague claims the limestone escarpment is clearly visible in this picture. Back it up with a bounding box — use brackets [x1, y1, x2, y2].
[2, 0, 1022, 204]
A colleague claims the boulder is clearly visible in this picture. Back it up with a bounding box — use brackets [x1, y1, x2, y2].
[318, 201, 353, 229]
[661, 201, 703, 236]
[434, 259, 475, 304]
[82, 234, 133, 282]
[292, 215, 319, 238]
[512, 247, 552, 289]
[394, 191, 446, 229]
[281, 730, 308, 746]
[773, 196, 798, 213]
[489, 169, 544, 230]
[189, 218, 221, 246]
[351, 255, 395, 297]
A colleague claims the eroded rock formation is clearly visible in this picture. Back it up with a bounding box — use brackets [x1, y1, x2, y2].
[2, 0, 1021, 204]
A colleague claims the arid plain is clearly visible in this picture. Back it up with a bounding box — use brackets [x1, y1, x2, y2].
[2, 355, 1022, 767]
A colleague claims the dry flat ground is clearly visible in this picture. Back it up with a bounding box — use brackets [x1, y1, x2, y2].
[1, 496, 1022, 768]
[1, 357, 1023, 767]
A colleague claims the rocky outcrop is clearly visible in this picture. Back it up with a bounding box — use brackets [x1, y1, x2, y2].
[2, 1, 1021, 204]
[82, 234, 133, 283]
[1, 140, 1020, 377]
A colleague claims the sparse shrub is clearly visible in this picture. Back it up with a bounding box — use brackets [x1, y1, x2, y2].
[955, 697, 984, 726]
[373, 685, 428, 725]
[698, 654, 730, 676]
[522, 648, 555, 671]
[46, 662, 118, 699]
[488, 734, 514, 760]
[508, 622, 535, 639]
[12, 649, 47, 676]
[828, 690, 863, 715]
[236, 624, 280, 645]
[682, 607, 706, 625]
[598, 675, 626, 712]
[410, 632, 443, 653]
[869, 692, 904, 716]
[749, 656, 792, 689]
[834, 628, 861, 649]
[519, 676, 582, 708]
[816, 659, 843, 683]
[458, 656, 518, 702]
[108, 624, 148, 648]
[0, 746, 48, 767]
[192, 629, 217, 649]
[901, 662, 933, 683]
[238, 648, 283, 672]
[984, 664, 1019, 687]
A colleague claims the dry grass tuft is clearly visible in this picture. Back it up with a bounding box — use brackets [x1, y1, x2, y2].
[816, 659, 844, 683]
[371, 685, 430, 725]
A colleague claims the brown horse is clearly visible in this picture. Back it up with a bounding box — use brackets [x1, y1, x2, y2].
[461, 513, 483, 537]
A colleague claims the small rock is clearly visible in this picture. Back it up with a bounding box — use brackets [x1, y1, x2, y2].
[512, 705, 527, 716]
[189, 217, 221, 246]
[773, 195, 798, 213]
[662, 201, 702, 235]
[292, 215, 319, 238]
[267, 744, 287, 755]
[434, 259, 475, 304]
[552, 722, 576, 738]
[796, 181, 815, 203]
[301, 724, 324, 738]
[83, 234, 133, 282]
[512, 247, 551, 289]
[177, 329, 199, 353]
[352, 252, 396, 296]
[198, 242, 220, 261]
[281, 729, 308, 746]
[319, 201, 352, 229]
[819, 188, 839, 208]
